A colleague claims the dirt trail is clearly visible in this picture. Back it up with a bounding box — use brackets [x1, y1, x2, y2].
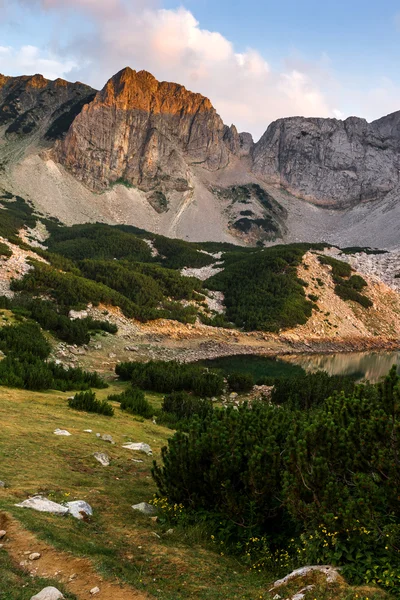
[0, 512, 151, 600]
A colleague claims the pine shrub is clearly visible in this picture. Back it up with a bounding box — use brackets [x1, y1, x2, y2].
[68, 391, 114, 416]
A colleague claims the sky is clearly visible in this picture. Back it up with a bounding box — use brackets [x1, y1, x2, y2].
[1, 0, 400, 139]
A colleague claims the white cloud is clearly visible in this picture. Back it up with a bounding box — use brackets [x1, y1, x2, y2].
[47, 4, 333, 138]
[5, 1, 400, 137]
[0, 44, 77, 80]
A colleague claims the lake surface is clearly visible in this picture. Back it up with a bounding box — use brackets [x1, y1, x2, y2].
[201, 351, 400, 383]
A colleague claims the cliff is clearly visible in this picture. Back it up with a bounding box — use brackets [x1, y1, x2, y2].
[252, 113, 400, 208]
[54, 67, 251, 195]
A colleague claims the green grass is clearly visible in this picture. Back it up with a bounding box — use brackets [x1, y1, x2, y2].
[0, 387, 391, 599]
[0, 385, 274, 599]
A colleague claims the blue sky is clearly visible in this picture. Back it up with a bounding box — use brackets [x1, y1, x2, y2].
[1, 0, 400, 138]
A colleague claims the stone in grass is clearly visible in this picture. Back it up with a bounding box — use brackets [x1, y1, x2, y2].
[122, 442, 152, 455]
[0, 481, 5, 488]
[15, 496, 69, 515]
[94, 452, 110, 466]
[65, 501, 93, 520]
[132, 502, 157, 516]
[29, 552, 41, 561]
[101, 434, 115, 444]
[53, 429, 71, 436]
[30, 587, 64, 600]
[90, 587, 100, 595]
[84, 429, 92, 433]
[0, 530, 6, 539]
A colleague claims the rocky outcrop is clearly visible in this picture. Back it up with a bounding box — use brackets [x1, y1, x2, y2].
[252, 113, 400, 208]
[0, 73, 96, 140]
[54, 67, 251, 195]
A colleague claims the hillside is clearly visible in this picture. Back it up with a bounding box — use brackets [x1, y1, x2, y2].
[1, 68, 400, 247]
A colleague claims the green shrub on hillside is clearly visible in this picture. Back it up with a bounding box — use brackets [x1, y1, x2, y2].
[271, 371, 356, 409]
[207, 245, 314, 331]
[162, 391, 213, 420]
[116, 360, 224, 397]
[68, 390, 114, 416]
[47, 223, 152, 262]
[153, 367, 400, 596]
[227, 372, 254, 393]
[318, 254, 352, 279]
[0, 321, 107, 391]
[116, 387, 153, 418]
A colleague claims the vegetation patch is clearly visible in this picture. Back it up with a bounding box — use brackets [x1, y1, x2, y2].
[318, 255, 373, 308]
[206, 244, 322, 331]
[116, 360, 224, 397]
[68, 390, 114, 416]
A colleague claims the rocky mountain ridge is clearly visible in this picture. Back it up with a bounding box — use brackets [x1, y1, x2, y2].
[1, 67, 400, 247]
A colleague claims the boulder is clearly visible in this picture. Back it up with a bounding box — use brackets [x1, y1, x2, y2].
[94, 452, 110, 466]
[122, 442, 152, 455]
[15, 496, 69, 515]
[30, 587, 64, 600]
[132, 502, 157, 515]
[65, 500, 93, 520]
[269, 566, 340, 591]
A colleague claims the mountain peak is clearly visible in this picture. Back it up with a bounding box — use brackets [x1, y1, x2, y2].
[98, 67, 213, 115]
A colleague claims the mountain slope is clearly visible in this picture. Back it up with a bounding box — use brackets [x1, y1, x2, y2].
[1, 67, 400, 247]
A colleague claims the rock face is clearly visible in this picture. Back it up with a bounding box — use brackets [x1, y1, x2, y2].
[0, 73, 95, 141]
[54, 67, 251, 195]
[252, 113, 400, 208]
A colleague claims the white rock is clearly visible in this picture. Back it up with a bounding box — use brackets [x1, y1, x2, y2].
[0, 530, 6, 539]
[122, 442, 152, 455]
[269, 566, 340, 591]
[30, 587, 64, 600]
[94, 452, 110, 467]
[90, 587, 100, 595]
[96, 433, 101, 438]
[132, 459, 144, 463]
[29, 552, 41, 561]
[166, 528, 174, 535]
[101, 434, 114, 444]
[53, 429, 71, 436]
[84, 429, 93, 433]
[65, 500, 93, 520]
[15, 496, 69, 515]
[132, 502, 157, 515]
[0, 481, 5, 487]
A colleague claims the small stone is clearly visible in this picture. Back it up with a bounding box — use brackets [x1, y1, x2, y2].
[90, 587, 100, 595]
[151, 532, 161, 539]
[96, 433, 101, 438]
[0, 530, 6, 539]
[29, 552, 41, 561]
[30, 587, 64, 600]
[84, 429, 92, 433]
[94, 452, 110, 466]
[0, 481, 5, 488]
[150, 516, 158, 523]
[53, 429, 71, 436]
[101, 434, 114, 444]
[132, 459, 144, 463]
[0, 544, 3, 549]
[166, 528, 174, 535]
[132, 502, 157, 515]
